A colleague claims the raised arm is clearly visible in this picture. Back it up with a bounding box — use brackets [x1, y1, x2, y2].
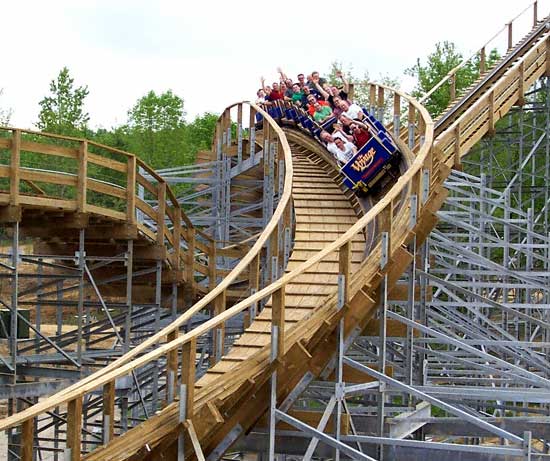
[336, 70, 350, 94]
[313, 78, 330, 100]
[277, 67, 289, 83]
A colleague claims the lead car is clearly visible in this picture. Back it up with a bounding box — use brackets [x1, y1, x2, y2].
[339, 113, 401, 197]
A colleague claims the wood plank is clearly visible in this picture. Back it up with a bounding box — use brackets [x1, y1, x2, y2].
[67, 396, 82, 461]
[87, 152, 127, 172]
[19, 168, 77, 187]
[20, 139, 78, 159]
[186, 420, 206, 461]
[77, 141, 87, 212]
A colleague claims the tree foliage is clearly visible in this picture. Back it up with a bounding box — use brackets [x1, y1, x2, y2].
[128, 90, 185, 132]
[37, 67, 90, 135]
[182, 112, 218, 154]
[125, 90, 188, 168]
[405, 41, 500, 117]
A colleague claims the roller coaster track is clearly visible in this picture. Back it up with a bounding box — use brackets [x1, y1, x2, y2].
[1, 5, 549, 460]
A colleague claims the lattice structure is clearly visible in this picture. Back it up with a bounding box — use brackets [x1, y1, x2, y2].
[233, 50, 550, 461]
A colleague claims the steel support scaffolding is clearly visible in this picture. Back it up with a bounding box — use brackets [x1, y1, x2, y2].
[232, 79, 550, 461]
[0, 227, 179, 460]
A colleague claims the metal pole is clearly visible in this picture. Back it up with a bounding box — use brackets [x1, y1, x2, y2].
[76, 228, 85, 369]
[124, 239, 133, 353]
[378, 231, 389, 460]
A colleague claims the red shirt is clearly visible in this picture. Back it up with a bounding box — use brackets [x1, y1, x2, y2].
[268, 90, 284, 101]
[353, 129, 371, 149]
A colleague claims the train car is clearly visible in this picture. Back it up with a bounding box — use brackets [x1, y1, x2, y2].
[259, 101, 400, 195]
[338, 111, 401, 195]
[339, 128, 400, 195]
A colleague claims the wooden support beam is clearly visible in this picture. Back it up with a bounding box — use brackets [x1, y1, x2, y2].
[272, 285, 286, 358]
[449, 73, 456, 101]
[181, 337, 196, 418]
[245, 253, 260, 328]
[487, 91, 496, 137]
[213, 291, 226, 364]
[166, 330, 179, 403]
[21, 418, 34, 461]
[347, 82, 355, 101]
[186, 420, 206, 461]
[453, 124, 461, 169]
[546, 36, 550, 77]
[126, 156, 136, 224]
[393, 93, 401, 136]
[77, 141, 88, 213]
[208, 240, 217, 292]
[156, 182, 166, 246]
[326, 363, 394, 384]
[186, 227, 196, 299]
[102, 380, 115, 444]
[407, 103, 415, 129]
[379, 201, 393, 258]
[393, 93, 401, 121]
[0, 205, 21, 223]
[479, 47, 486, 74]
[339, 242, 351, 306]
[518, 61, 525, 106]
[369, 84, 376, 111]
[67, 396, 83, 461]
[389, 283, 432, 302]
[507, 23, 513, 50]
[377, 86, 384, 113]
[259, 409, 350, 434]
[172, 207, 182, 268]
[10, 129, 21, 206]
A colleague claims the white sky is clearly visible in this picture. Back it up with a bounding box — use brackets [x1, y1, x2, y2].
[1, 0, 546, 130]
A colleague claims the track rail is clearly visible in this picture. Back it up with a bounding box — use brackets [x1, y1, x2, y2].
[1, 5, 549, 461]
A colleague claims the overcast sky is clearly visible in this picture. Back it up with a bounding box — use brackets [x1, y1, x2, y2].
[1, 0, 546, 129]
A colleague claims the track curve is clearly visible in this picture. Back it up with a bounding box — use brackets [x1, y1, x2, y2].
[1, 9, 549, 461]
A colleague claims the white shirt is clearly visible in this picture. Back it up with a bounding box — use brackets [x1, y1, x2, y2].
[327, 141, 356, 165]
[343, 103, 364, 120]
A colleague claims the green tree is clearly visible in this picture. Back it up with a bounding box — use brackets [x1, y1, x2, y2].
[0, 89, 13, 126]
[126, 90, 187, 168]
[37, 67, 90, 135]
[128, 90, 185, 132]
[182, 112, 218, 154]
[405, 41, 500, 117]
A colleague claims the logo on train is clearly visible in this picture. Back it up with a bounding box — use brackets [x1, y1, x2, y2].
[350, 147, 376, 172]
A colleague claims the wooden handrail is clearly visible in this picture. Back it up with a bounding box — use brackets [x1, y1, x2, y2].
[0, 126, 197, 261]
[418, 1, 542, 105]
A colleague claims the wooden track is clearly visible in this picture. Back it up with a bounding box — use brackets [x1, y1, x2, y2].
[197, 142, 365, 390]
[1, 9, 549, 461]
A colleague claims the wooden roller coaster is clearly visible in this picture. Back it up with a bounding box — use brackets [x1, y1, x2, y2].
[0, 3, 549, 460]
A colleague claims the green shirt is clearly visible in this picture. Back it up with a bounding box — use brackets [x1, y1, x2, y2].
[291, 91, 304, 103]
[313, 105, 332, 122]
